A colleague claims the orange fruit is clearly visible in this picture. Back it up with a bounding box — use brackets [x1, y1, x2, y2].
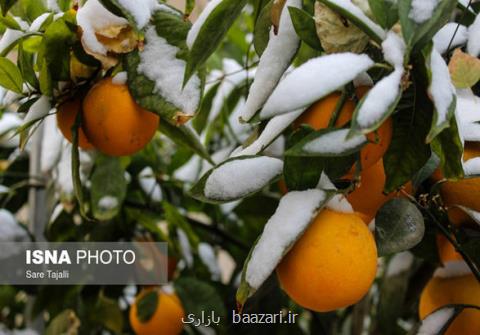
[346, 159, 413, 222]
[83, 78, 159, 156]
[419, 274, 480, 335]
[130, 288, 184, 335]
[294, 87, 393, 171]
[277, 209, 377, 312]
[56, 98, 94, 150]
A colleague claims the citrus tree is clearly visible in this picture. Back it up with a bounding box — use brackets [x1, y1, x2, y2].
[0, 0, 479, 334]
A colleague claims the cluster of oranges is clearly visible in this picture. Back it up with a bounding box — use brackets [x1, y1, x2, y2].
[56, 78, 159, 157]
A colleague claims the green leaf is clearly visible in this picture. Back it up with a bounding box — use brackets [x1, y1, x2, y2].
[375, 198, 425, 256]
[288, 6, 322, 51]
[368, 0, 399, 29]
[41, 15, 77, 81]
[317, 0, 386, 43]
[0, 0, 17, 16]
[90, 155, 127, 221]
[38, 60, 53, 96]
[185, 0, 248, 83]
[398, 0, 457, 53]
[431, 116, 464, 180]
[192, 82, 221, 134]
[18, 41, 39, 89]
[0, 13, 21, 30]
[98, 0, 146, 31]
[384, 84, 431, 193]
[71, 113, 90, 219]
[45, 309, 80, 335]
[136, 290, 158, 323]
[91, 293, 124, 334]
[163, 201, 200, 247]
[0, 56, 23, 93]
[185, 0, 195, 15]
[159, 118, 212, 164]
[253, 0, 272, 56]
[175, 277, 227, 321]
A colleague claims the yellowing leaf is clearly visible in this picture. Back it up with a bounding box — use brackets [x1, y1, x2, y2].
[449, 48, 480, 89]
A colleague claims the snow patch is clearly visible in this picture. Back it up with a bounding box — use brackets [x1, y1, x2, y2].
[239, 0, 301, 122]
[467, 13, 480, 57]
[0, 209, 28, 242]
[434, 260, 472, 278]
[409, 0, 439, 24]
[198, 243, 221, 281]
[186, 0, 223, 49]
[260, 53, 374, 119]
[98, 196, 119, 211]
[418, 307, 455, 335]
[117, 0, 158, 28]
[246, 190, 327, 289]
[112, 71, 128, 85]
[434, 23, 468, 54]
[138, 27, 201, 116]
[382, 31, 406, 68]
[429, 49, 455, 130]
[40, 114, 63, 174]
[464, 157, 480, 176]
[23, 96, 51, 125]
[386, 252, 414, 277]
[177, 228, 193, 267]
[139, 167, 163, 202]
[303, 129, 367, 155]
[29, 13, 52, 32]
[204, 156, 283, 201]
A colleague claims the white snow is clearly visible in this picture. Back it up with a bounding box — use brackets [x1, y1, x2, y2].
[198, 243, 221, 281]
[117, 0, 158, 28]
[0, 185, 8, 194]
[0, 209, 28, 242]
[204, 156, 283, 201]
[46, 0, 61, 12]
[356, 68, 403, 129]
[324, 0, 386, 40]
[455, 89, 480, 141]
[98, 196, 119, 211]
[386, 251, 414, 277]
[177, 228, 193, 267]
[23, 96, 51, 125]
[53, 143, 74, 199]
[174, 155, 202, 183]
[245, 190, 327, 289]
[409, 0, 440, 24]
[0, 113, 21, 148]
[260, 53, 374, 119]
[228, 98, 253, 142]
[28, 13, 51, 32]
[467, 13, 480, 57]
[303, 129, 367, 155]
[316, 173, 354, 213]
[77, 0, 128, 55]
[138, 167, 163, 202]
[0, 17, 29, 54]
[263, 135, 285, 158]
[138, 27, 201, 116]
[354, 72, 374, 87]
[235, 109, 304, 157]
[199, 146, 235, 177]
[429, 49, 455, 130]
[434, 23, 468, 54]
[382, 31, 406, 68]
[112, 71, 128, 85]
[186, 0, 223, 49]
[464, 157, 480, 176]
[417, 307, 455, 335]
[40, 114, 63, 174]
[434, 260, 472, 278]
[239, 0, 301, 122]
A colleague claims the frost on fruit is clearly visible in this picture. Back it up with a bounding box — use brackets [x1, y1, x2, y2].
[417, 307, 455, 335]
[260, 53, 374, 118]
[244, 190, 328, 290]
[240, 0, 301, 122]
[314, 2, 369, 54]
[202, 156, 283, 202]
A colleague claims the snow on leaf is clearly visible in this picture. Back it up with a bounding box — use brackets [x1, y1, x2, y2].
[434, 260, 472, 278]
[464, 157, 480, 176]
[434, 23, 468, 54]
[138, 167, 163, 202]
[112, 71, 128, 85]
[417, 307, 455, 335]
[239, 0, 301, 122]
[234, 109, 304, 157]
[186, 0, 223, 49]
[40, 114, 63, 174]
[386, 251, 414, 277]
[287, 128, 367, 157]
[409, 0, 440, 24]
[138, 27, 201, 118]
[467, 13, 480, 57]
[198, 243, 221, 281]
[448, 49, 480, 89]
[242, 190, 329, 293]
[455, 88, 480, 141]
[382, 31, 406, 68]
[427, 48, 456, 142]
[318, 0, 386, 42]
[352, 68, 403, 132]
[22, 95, 51, 126]
[259, 53, 374, 119]
[192, 156, 283, 203]
[116, 0, 158, 29]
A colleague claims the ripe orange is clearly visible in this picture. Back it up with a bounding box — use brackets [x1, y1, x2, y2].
[294, 87, 393, 171]
[419, 274, 480, 335]
[277, 209, 377, 312]
[346, 159, 413, 222]
[82, 78, 159, 156]
[56, 98, 94, 150]
[130, 288, 184, 335]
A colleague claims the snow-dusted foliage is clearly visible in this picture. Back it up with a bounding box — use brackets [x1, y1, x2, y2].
[239, 0, 301, 122]
[245, 190, 328, 289]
